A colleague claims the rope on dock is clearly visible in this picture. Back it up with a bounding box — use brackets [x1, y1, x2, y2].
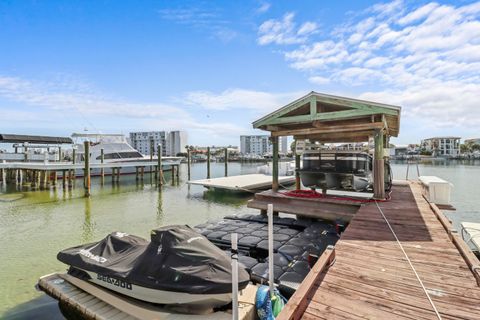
[374, 200, 442, 320]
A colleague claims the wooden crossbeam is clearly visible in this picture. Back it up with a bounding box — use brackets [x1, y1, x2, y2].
[264, 109, 395, 126]
[272, 122, 384, 137]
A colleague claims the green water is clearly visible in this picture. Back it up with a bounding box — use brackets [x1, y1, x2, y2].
[1, 160, 480, 319]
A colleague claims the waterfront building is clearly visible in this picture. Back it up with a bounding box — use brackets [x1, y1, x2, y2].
[129, 131, 187, 156]
[240, 135, 288, 155]
[421, 136, 460, 157]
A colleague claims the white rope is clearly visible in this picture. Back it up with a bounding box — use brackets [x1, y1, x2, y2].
[374, 201, 442, 320]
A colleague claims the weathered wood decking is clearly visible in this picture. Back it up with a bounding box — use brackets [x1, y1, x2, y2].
[280, 182, 480, 319]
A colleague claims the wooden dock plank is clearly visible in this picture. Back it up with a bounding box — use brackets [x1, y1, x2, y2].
[278, 182, 480, 319]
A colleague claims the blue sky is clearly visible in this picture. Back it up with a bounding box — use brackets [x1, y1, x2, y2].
[0, 0, 479, 146]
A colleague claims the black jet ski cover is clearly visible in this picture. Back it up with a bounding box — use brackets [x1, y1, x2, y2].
[57, 225, 250, 294]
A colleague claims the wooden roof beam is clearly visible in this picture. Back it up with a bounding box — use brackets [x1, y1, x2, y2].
[272, 122, 384, 137]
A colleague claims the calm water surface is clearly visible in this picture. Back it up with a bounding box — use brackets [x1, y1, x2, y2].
[1, 160, 479, 319]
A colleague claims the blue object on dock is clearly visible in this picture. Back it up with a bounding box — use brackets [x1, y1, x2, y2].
[255, 285, 286, 320]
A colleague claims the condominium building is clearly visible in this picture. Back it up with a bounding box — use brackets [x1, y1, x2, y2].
[240, 135, 288, 155]
[421, 137, 460, 157]
[129, 131, 187, 156]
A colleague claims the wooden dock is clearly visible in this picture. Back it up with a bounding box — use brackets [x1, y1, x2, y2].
[187, 174, 295, 192]
[278, 182, 480, 320]
[247, 189, 361, 222]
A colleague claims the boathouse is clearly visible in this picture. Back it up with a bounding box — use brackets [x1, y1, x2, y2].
[248, 91, 401, 221]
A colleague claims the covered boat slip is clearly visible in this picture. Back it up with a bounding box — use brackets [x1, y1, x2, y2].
[252, 91, 401, 201]
[277, 182, 480, 320]
[187, 174, 295, 192]
[38, 273, 257, 320]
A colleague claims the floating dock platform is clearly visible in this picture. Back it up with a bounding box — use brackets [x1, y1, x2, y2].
[38, 273, 256, 320]
[187, 174, 295, 192]
[277, 182, 480, 320]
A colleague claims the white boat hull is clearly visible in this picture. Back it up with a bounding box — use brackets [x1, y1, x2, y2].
[82, 270, 232, 307]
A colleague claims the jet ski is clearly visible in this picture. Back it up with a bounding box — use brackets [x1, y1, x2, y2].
[57, 225, 250, 308]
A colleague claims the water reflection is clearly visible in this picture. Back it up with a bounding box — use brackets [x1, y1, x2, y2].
[82, 197, 94, 243]
[156, 188, 164, 225]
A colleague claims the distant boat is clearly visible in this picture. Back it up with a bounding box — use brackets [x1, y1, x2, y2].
[66, 133, 182, 177]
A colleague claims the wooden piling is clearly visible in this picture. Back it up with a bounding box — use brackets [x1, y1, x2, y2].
[157, 144, 163, 186]
[224, 148, 228, 177]
[62, 170, 66, 189]
[171, 165, 175, 185]
[135, 167, 139, 181]
[187, 149, 191, 180]
[84, 141, 91, 197]
[111, 168, 116, 183]
[24, 146, 28, 162]
[272, 136, 279, 192]
[72, 148, 76, 164]
[53, 171, 57, 187]
[373, 129, 385, 199]
[100, 148, 104, 179]
[58, 147, 62, 162]
[139, 167, 143, 181]
[150, 140, 154, 175]
[295, 152, 301, 191]
[207, 147, 211, 179]
[117, 167, 121, 182]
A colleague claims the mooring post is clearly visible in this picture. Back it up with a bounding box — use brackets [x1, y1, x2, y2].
[373, 129, 385, 199]
[224, 147, 228, 177]
[150, 139, 154, 176]
[272, 136, 279, 192]
[62, 170, 66, 189]
[84, 141, 91, 197]
[187, 148, 191, 180]
[111, 168, 115, 183]
[53, 171, 57, 187]
[72, 148, 76, 164]
[24, 145, 28, 162]
[135, 167, 139, 181]
[295, 150, 301, 191]
[58, 146, 62, 162]
[139, 167, 143, 181]
[207, 146, 211, 179]
[100, 148, 104, 179]
[157, 144, 163, 186]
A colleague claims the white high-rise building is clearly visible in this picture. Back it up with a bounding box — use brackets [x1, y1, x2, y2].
[166, 131, 188, 156]
[129, 131, 188, 156]
[240, 135, 288, 155]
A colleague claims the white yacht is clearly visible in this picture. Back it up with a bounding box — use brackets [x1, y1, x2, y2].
[70, 133, 183, 177]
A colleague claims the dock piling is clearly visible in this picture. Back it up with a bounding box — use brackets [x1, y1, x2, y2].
[157, 144, 163, 186]
[271, 136, 279, 192]
[187, 148, 191, 180]
[295, 152, 301, 191]
[224, 148, 228, 177]
[100, 148, 104, 179]
[207, 147, 211, 179]
[84, 141, 91, 197]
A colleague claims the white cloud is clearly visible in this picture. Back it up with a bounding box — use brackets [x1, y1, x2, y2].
[158, 6, 237, 42]
[258, 12, 318, 45]
[258, 1, 480, 129]
[0, 76, 186, 119]
[256, 2, 271, 14]
[309, 76, 330, 85]
[182, 88, 303, 112]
